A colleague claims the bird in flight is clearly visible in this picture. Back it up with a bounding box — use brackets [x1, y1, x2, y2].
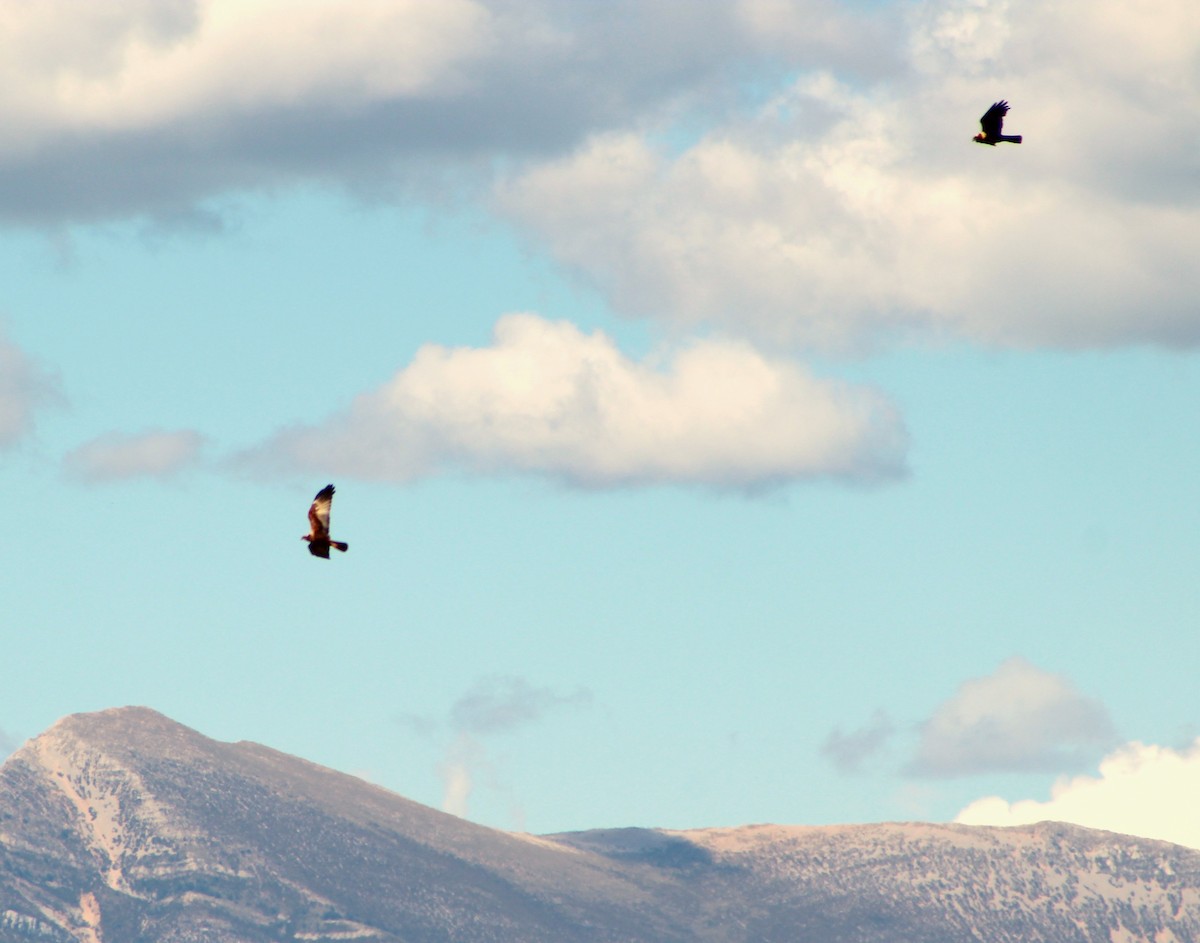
[974, 101, 1022, 145]
[304, 484, 349, 558]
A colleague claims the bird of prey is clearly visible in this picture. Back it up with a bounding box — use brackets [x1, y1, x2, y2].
[974, 101, 1023, 145]
[303, 484, 349, 558]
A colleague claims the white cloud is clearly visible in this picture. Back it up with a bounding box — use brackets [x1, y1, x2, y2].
[0, 0, 496, 221]
[956, 739, 1200, 850]
[736, 0, 902, 71]
[497, 0, 1200, 351]
[909, 657, 1116, 777]
[0, 0, 889, 140]
[0, 0, 888, 224]
[0, 334, 60, 449]
[242, 313, 906, 490]
[0, 0, 488, 136]
[64, 428, 206, 481]
[7, 0, 1192, 353]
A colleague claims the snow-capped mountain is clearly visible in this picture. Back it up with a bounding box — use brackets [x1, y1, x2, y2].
[1, 707, 1197, 942]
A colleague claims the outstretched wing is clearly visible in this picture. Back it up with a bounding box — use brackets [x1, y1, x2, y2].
[979, 101, 1009, 139]
[308, 484, 335, 541]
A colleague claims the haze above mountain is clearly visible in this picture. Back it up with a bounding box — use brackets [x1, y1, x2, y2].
[2, 707, 1198, 942]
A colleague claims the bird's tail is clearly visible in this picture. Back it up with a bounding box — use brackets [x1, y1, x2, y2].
[332, 541, 349, 553]
[1002, 134, 1022, 143]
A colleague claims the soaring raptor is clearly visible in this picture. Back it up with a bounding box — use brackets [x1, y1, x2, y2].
[974, 101, 1023, 145]
[303, 484, 349, 558]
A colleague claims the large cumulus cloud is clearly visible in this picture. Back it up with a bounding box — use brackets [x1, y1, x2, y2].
[496, 0, 1200, 350]
[5, 0, 1191, 349]
[238, 313, 907, 489]
[0, 0, 890, 225]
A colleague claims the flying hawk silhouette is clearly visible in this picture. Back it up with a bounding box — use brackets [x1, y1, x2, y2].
[974, 101, 1022, 145]
[303, 484, 349, 558]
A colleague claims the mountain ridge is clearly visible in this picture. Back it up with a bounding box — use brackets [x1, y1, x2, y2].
[2, 706, 1198, 942]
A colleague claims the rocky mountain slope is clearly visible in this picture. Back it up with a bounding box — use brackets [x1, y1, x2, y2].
[1, 707, 1198, 942]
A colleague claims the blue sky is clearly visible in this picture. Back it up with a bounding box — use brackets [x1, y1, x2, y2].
[2, 0, 1199, 846]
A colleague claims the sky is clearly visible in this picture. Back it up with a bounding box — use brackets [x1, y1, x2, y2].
[1, 0, 1198, 848]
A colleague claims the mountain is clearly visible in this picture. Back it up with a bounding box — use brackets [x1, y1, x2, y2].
[0, 708, 1197, 942]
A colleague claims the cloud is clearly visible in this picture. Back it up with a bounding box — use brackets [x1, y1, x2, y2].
[7, 0, 1192, 350]
[821, 709, 895, 774]
[0, 334, 61, 449]
[956, 739, 1200, 850]
[404, 674, 591, 821]
[240, 313, 907, 490]
[0, 0, 889, 225]
[908, 657, 1117, 778]
[3, 1, 1196, 351]
[450, 675, 592, 737]
[0, 0, 489, 222]
[497, 0, 1200, 351]
[397, 675, 592, 821]
[63, 429, 207, 482]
